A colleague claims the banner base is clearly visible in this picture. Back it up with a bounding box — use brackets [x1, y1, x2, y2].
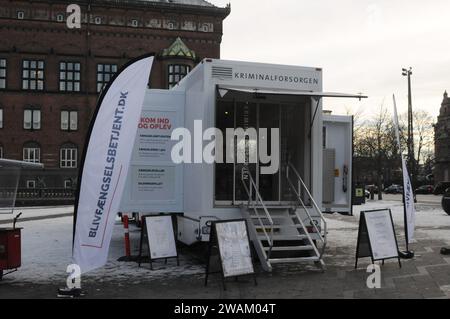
[57, 288, 86, 298]
[398, 250, 415, 259]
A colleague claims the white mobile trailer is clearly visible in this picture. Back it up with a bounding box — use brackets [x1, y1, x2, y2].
[120, 58, 365, 270]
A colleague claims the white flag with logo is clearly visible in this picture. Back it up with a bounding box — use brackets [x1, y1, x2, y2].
[393, 94, 415, 243]
[73, 55, 154, 273]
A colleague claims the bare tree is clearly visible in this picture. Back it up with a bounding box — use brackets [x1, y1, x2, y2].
[399, 109, 435, 181]
[413, 109, 434, 166]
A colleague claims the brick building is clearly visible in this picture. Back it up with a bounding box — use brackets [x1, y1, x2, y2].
[434, 91, 450, 182]
[0, 0, 230, 191]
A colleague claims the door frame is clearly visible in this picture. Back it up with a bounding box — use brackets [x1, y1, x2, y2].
[214, 97, 298, 207]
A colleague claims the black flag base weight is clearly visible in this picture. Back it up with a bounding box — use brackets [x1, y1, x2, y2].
[398, 250, 415, 259]
[56, 288, 86, 298]
[441, 247, 450, 255]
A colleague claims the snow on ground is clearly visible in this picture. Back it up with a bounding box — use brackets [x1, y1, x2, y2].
[3, 214, 205, 285]
[325, 198, 450, 251]
[1, 199, 449, 285]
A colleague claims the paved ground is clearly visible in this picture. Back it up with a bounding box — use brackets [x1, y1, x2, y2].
[0, 199, 449, 299]
[2, 237, 449, 299]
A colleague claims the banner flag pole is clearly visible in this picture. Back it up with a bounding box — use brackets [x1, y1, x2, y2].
[72, 54, 154, 274]
[392, 94, 415, 258]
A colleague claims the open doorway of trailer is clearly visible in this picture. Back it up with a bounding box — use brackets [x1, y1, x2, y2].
[214, 90, 312, 206]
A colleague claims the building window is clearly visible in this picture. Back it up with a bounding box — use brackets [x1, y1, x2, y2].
[26, 180, 36, 189]
[168, 64, 190, 89]
[0, 108, 3, 129]
[60, 145, 77, 168]
[0, 58, 6, 89]
[23, 142, 40, 163]
[131, 19, 139, 27]
[56, 14, 65, 22]
[94, 17, 102, 25]
[97, 63, 117, 92]
[59, 62, 81, 92]
[61, 110, 78, 131]
[17, 11, 25, 20]
[24, 109, 41, 130]
[0, 146, 3, 158]
[22, 60, 44, 91]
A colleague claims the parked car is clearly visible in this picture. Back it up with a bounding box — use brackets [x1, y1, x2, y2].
[384, 184, 404, 194]
[434, 182, 450, 195]
[415, 185, 434, 194]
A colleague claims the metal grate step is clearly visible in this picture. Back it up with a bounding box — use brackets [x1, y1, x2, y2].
[269, 256, 320, 264]
[264, 245, 314, 252]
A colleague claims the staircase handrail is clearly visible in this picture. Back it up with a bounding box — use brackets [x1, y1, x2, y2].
[286, 162, 327, 254]
[240, 166, 274, 258]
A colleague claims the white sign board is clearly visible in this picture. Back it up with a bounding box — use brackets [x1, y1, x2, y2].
[119, 90, 184, 213]
[215, 221, 254, 278]
[364, 210, 399, 260]
[146, 216, 178, 260]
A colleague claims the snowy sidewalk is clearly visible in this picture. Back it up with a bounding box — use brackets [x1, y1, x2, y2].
[0, 206, 73, 225]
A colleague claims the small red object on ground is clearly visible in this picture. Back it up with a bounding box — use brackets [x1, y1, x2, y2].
[0, 228, 22, 279]
[123, 215, 131, 257]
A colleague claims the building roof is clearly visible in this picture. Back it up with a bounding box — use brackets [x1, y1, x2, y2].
[151, 0, 215, 7]
[105, 0, 217, 7]
[33, 1, 230, 17]
[96, 0, 231, 17]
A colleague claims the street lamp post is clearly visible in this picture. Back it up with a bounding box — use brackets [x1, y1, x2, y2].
[402, 67, 415, 187]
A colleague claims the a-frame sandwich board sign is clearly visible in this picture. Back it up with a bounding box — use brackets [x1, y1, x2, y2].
[355, 209, 401, 269]
[205, 219, 257, 290]
[138, 215, 179, 270]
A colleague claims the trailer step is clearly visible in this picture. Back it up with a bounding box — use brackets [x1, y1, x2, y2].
[264, 245, 314, 252]
[240, 164, 326, 272]
[258, 234, 308, 241]
[268, 256, 320, 264]
[254, 224, 304, 229]
[247, 205, 294, 210]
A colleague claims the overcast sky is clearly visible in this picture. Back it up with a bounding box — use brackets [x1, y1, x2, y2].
[210, 0, 450, 120]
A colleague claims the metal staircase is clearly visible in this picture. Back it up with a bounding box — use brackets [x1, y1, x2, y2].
[240, 164, 327, 272]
